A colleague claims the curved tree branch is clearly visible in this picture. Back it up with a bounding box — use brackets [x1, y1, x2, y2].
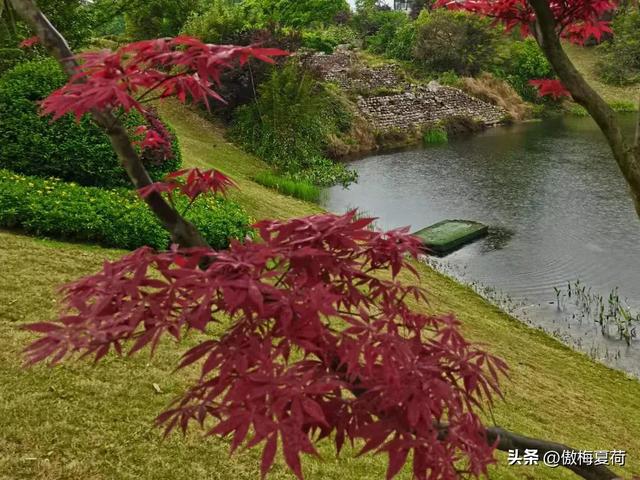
[436, 424, 621, 479]
[527, 0, 640, 217]
[485, 427, 621, 480]
[8, 0, 210, 249]
[329, 355, 623, 480]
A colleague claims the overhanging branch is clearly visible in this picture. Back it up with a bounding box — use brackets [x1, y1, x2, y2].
[328, 353, 622, 480]
[485, 427, 620, 480]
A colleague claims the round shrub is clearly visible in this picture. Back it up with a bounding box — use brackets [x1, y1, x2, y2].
[181, 0, 252, 44]
[364, 10, 411, 55]
[301, 26, 358, 53]
[125, 0, 201, 40]
[413, 10, 499, 76]
[385, 21, 417, 61]
[496, 38, 553, 102]
[0, 58, 182, 187]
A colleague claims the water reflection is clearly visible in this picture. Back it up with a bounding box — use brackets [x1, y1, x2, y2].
[323, 114, 640, 375]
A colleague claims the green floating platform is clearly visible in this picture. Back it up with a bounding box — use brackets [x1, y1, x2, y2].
[413, 219, 488, 255]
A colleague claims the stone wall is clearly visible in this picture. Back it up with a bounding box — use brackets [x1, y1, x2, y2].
[302, 47, 409, 93]
[357, 85, 506, 130]
[302, 47, 507, 132]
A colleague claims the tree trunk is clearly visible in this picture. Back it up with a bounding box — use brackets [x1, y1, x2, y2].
[528, 0, 640, 217]
[8, 0, 210, 249]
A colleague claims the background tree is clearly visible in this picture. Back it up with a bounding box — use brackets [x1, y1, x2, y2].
[1, 0, 92, 48]
[596, 10, 640, 86]
[243, 0, 351, 28]
[124, 0, 201, 39]
[413, 10, 500, 76]
[4, 1, 626, 479]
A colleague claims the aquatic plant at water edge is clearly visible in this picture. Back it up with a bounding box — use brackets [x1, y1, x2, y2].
[554, 280, 639, 347]
[423, 125, 448, 145]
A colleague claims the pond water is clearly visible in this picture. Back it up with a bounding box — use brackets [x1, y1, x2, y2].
[322, 114, 640, 376]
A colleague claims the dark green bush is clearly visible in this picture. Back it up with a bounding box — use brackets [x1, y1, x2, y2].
[495, 38, 553, 102]
[0, 170, 252, 250]
[124, 0, 201, 39]
[231, 63, 356, 186]
[0, 58, 181, 187]
[243, 0, 350, 28]
[362, 10, 411, 55]
[181, 0, 253, 44]
[413, 10, 499, 76]
[596, 11, 640, 86]
[385, 21, 417, 61]
[301, 26, 358, 53]
[0, 48, 24, 75]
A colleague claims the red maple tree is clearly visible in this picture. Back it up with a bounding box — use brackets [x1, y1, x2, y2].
[17, 31, 507, 479]
[26, 211, 506, 479]
[9, 0, 627, 477]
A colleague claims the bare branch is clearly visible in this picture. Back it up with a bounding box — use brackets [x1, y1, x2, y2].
[8, 0, 210, 249]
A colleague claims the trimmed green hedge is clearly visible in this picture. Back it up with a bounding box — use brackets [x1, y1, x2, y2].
[0, 170, 252, 250]
[0, 58, 182, 188]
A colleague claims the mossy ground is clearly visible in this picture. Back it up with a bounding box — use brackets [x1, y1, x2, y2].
[1, 102, 639, 479]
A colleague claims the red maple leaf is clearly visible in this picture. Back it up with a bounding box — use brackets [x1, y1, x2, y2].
[40, 36, 288, 122]
[529, 79, 571, 99]
[19, 36, 39, 48]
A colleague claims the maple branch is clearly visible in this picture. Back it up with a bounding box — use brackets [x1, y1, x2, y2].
[8, 0, 210, 249]
[485, 428, 619, 480]
[324, 352, 621, 480]
[528, 0, 640, 217]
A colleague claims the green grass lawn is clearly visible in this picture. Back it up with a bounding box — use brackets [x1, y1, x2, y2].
[565, 42, 640, 108]
[1, 102, 639, 479]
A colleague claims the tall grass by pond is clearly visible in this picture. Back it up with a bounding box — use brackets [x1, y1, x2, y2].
[423, 126, 448, 145]
[253, 171, 320, 203]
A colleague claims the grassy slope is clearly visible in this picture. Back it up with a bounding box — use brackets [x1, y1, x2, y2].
[1, 102, 639, 480]
[565, 42, 640, 107]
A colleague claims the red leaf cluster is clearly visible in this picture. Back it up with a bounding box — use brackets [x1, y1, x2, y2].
[40, 36, 288, 122]
[19, 36, 40, 48]
[528, 79, 571, 99]
[438, 0, 615, 44]
[25, 212, 506, 479]
[134, 125, 169, 150]
[137, 168, 237, 201]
